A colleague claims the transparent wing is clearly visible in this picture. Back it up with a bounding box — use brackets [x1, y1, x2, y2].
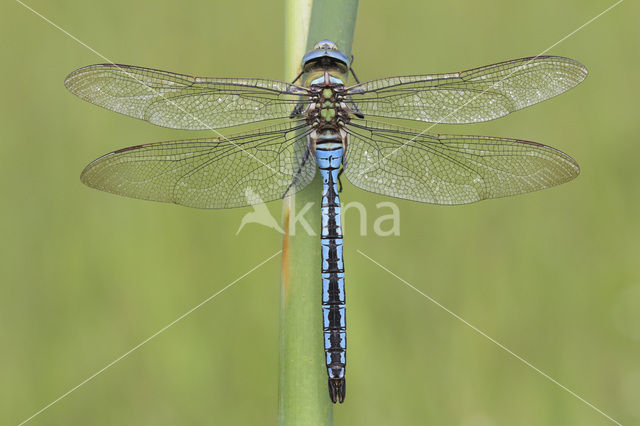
[65, 64, 310, 130]
[343, 120, 579, 205]
[345, 56, 587, 124]
[81, 120, 315, 209]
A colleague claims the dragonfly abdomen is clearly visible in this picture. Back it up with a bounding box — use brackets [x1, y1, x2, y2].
[314, 129, 347, 403]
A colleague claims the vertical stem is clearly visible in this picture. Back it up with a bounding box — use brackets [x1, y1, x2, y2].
[279, 0, 359, 425]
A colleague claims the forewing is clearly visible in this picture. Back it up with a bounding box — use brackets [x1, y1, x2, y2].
[81, 120, 315, 208]
[65, 64, 309, 130]
[345, 56, 587, 124]
[344, 120, 579, 205]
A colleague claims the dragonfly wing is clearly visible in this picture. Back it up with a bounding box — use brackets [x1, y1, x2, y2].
[343, 120, 579, 205]
[345, 56, 587, 124]
[81, 120, 315, 208]
[65, 64, 310, 130]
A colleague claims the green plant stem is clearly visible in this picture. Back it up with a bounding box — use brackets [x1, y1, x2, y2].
[279, 0, 358, 424]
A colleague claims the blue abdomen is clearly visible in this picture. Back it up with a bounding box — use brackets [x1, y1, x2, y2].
[315, 133, 346, 403]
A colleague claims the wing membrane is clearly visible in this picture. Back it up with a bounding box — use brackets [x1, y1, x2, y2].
[81, 120, 315, 208]
[346, 56, 587, 124]
[343, 120, 579, 205]
[65, 64, 310, 130]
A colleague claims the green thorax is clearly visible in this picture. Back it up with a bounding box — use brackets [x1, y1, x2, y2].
[320, 100, 336, 121]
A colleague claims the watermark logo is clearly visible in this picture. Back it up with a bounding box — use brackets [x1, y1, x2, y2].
[236, 188, 284, 235]
[236, 188, 400, 236]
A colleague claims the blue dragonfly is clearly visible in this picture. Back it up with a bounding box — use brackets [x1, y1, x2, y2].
[65, 40, 587, 403]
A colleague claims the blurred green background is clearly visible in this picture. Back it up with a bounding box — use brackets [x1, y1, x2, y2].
[2, 0, 639, 424]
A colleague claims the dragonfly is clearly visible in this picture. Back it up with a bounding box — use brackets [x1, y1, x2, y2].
[65, 40, 587, 403]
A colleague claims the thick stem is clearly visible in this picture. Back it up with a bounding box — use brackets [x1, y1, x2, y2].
[279, 0, 359, 424]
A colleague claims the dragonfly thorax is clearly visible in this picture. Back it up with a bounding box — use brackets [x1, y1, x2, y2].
[303, 74, 353, 128]
[317, 87, 338, 121]
[307, 89, 351, 128]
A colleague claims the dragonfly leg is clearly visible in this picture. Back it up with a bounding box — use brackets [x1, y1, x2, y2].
[337, 167, 344, 193]
[283, 144, 312, 198]
[345, 96, 364, 119]
[289, 102, 305, 118]
[290, 69, 304, 85]
[349, 65, 361, 84]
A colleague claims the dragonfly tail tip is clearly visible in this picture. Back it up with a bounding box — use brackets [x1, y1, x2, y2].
[328, 378, 346, 403]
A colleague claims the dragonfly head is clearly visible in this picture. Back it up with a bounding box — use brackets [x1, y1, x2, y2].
[301, 40, 350, 75]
